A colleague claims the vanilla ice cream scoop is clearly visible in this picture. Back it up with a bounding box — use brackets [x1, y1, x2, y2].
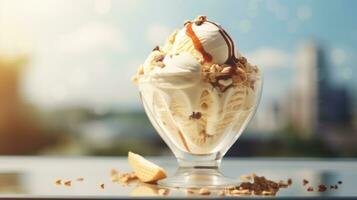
[172, 16, 239, 65]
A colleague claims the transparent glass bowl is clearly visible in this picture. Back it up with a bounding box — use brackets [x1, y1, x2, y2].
[138, 72, 262, 188]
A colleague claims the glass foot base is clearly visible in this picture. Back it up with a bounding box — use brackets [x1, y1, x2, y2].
[158, 167, 239, 189]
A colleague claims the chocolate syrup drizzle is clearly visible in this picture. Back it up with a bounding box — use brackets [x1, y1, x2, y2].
[184, 20, 239, 91]
[184, 20, 238, 66]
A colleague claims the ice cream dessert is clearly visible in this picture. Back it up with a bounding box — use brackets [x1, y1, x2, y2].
[133, 16, 261, 155]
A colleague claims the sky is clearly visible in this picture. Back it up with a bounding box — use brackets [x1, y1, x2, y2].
[0, 0, 356, 112]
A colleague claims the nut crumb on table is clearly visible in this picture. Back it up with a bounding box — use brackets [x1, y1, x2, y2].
[303, 179, 309, 186]
[64, 180, 71, 187]
[76, 177, 84, 181]
[198, 188, 210, 195]
[55, 179, 61, 185]
[158, 189, 168, 196]
[307, 186, 314, 192]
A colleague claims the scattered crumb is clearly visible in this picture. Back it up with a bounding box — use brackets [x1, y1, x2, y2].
[76, 177, 84, 182]
[218, 190, 225, 196]
[110, 170, 138, 185]
[64, 180, 71, 187]
[55, 179, 61, 185]
[100, 183, 105, 189]
[240, 174, 252, 182]
[231, 189, 251, 195]
[330, 185, 338, 189]
[186, 189, 195, 195]
[318, 184, 327, 192]
[199, 188, 210, 195]
[279, 180, 289, 188]
[338, 181, 343, 184]
[158, 189, 168, 196]
[262, 191, 273, 196]
[307, 186, 314, 192]
[234, 174, 286, 196]
[303, 179, 309, 186]
[111, 169, 119, 176]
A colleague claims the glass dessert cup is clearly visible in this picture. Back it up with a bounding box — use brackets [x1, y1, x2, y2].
[138, 72, 262, 188]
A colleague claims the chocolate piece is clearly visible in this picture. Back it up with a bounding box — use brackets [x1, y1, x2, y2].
[189, 112, 202, 120]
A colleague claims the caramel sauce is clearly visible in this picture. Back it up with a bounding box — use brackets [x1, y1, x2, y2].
[185, 22, 212, 63]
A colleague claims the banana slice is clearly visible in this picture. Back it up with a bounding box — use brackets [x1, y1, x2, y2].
[212, 86, 246, 136]
[128, 152, 167, 183]
[153, 91, 191, 152]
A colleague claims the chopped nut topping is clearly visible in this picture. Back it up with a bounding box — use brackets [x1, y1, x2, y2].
[189, 112, 202, 120]
[218, 78, 233, 87]
[155, 55, 165, 62]
[194, 15, 207, 25]
[199, 188, 210, 195]
[100, 183, 105, 189]
[137, 65, 144, 75]
[287, 178, 292, 185]
[221, 66, 232, 73]
[200, 56, 259, 92]
[152, 46, 160, 51]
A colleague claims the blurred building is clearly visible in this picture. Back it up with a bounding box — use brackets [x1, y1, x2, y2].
[289, 41, 353, 138]
[290, 42, 320, 137]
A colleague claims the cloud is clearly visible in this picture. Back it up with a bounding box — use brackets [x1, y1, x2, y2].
[297, 5, 312, 21]
[238, 19, 252, 33]
[246, 47, 291, 68]
[56, 22, 127, 54]
[146, 24, 171, 45]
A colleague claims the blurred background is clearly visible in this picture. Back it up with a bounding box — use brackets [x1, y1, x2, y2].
[0, 0, 356, 157]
